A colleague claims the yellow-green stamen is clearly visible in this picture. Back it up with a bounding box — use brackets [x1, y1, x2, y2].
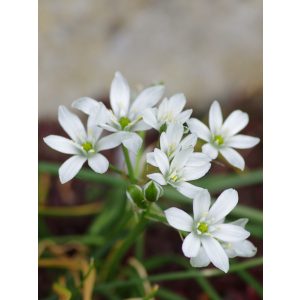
[197, 222, 209, 233]
[82, 141, 93, 152]
[119, 117, 131, 129]
[213, 135, 224, 146]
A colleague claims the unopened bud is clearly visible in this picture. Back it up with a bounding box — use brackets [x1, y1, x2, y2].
[143, 181, 163, 202]
[126, 184, 147, 209]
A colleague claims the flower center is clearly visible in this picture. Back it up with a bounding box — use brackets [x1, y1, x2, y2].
[163, 112, 174, 123]
[197, 222, 209, 233]
[119, 117, 131, 129]
[213, 135, 224, 146]
[82, 141, 94, 153]
[167, 143, 176, 156]
[169, 171, 179, 182]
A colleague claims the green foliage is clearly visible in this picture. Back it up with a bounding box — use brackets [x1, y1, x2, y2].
[38, 161, 263, 299]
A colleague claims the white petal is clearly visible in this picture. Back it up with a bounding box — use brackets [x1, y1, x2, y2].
[59, 155, 86, 184]
[88, 153, 109, 174]
[131, 120, 152, 131]
[72, 97, 99, 115]
[122, 132, 143, 153]
[201, 236, 229, 273]
[209, 101, 223, 134]
[159, 132, 169, 154]
[110, 71, 130, 118]
[233, 240, 257, 257]
[202, 143, 218, 159]
[88, 102, 109, 128]
[193, 190, 211, 222]
[58, 106, 86, 143]
[166, 123, 184, 146]
[182, 232, 201, 258]
[208, 188, 238, 223]
[130, 85, 165, 118]
[171, 148, 193, 170]
[99, 123, 118, 132]
[180, 134, 197, 150]
[96, 132, 125, 151]
[147, 173, 167, 185]
[146, 152, 157, 167]
[186, 152, 212, 167]
[222, 110, 249, 136]
[220, 147, 245, 170]
[230, 218, 249, 228]
[154, 149, 170, 175]
[176, 182, 204, 199]
[142, 108, 159, 130]
[44, 135, 79, 155]
[87, 111, 103, 143]
[168, 93, 186, 115]
[190, 247, 210, 268]
[187, 118, 210, 142]
[164, 207, 193, 231]
[182, 164, 211, 181]
[212, 224, 250, 242]
[227, 134, 260, 149]
[176, 109, 193, 124]
[157, 98, 169, 120]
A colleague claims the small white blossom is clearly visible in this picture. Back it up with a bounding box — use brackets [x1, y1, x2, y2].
[221, 218, 257, 258]
[72, 72, 165, 153]
[187, 100, 260, 170]
[190, 218, 257, 269]
[165, 189, 251, 273]
[147, 148, 211, 198]
[44, 106, 123, 183]
[142, 93, 192, 131]
[147, 123, 197, 166]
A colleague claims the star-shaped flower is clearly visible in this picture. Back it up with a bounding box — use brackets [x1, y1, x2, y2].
[165, 189, 251, 272]
[147, 148, 211, 198]
[44, 106, 123, 183]
[187, 100, 260, 170]
[142, 93, 192, 131]
[72, 72, 165, 153]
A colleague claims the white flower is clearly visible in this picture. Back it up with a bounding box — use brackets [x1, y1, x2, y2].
[222, 218, 257, 258]
[164, 189, 251, 273]
[147, 148, 211, 198]
[190, 218, 257, 269]
[147, 123, 197, 165]
[142, 93, 192, 131]
[72, 71, 165, 153]
[44, 106, 124, 183]
[187, 100, 260, 170]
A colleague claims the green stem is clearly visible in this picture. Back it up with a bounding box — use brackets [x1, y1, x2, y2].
[39, 161, 126, 187]
[102, 214, 148, 280]
[94, 257, 263, 291]
[237, 269, 263, 297]
[109, 164, 125, 176]
[38, 202, 102, 217]
[122, 145, 136, 183]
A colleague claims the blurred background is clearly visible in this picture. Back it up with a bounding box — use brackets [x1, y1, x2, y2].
[39, 0, 262, 117]
[39, 1, 262, 299]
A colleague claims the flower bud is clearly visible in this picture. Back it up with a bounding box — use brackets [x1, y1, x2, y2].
[126, 184, 147, 209]
[143, 181, 163, 202]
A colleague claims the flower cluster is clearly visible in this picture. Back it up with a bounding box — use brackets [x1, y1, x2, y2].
[44, 71, 260, 273]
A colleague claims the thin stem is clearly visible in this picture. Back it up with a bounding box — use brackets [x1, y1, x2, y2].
[38, 202, 102, 217]
[109, 164, 125, 176]
[122, 145, 136, 183]
[101, 213, 148, 280]
[237, 269, 263, 297]
[94, 257, 263, 292]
